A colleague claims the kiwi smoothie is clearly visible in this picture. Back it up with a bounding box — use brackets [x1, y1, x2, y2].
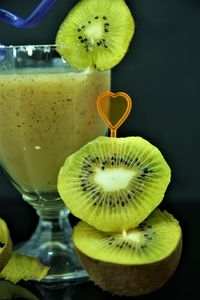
[0, 67, 110, 193]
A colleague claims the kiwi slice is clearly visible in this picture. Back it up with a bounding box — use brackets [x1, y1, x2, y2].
[58, 136, 171, 232]
[73, 209, 182, 296]
[56, 0, 134, 70]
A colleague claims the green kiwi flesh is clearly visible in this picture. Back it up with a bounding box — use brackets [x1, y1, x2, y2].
[56, 0, 134, 71]
[73, 209, 182, 296]
[58, 136, 171, 232]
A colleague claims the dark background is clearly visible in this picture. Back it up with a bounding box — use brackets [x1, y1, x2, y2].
[0, 0, 200, 204]
[0, 1, 199, 298]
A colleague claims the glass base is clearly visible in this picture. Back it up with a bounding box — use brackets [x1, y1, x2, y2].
[15, 207, 88, 287]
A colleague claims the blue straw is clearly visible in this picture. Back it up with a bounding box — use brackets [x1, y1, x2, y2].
[0, 0, 57, 28]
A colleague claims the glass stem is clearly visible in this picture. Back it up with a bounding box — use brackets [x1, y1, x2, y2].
[14, 194, 88, 285]
[15, 195, 84, 277]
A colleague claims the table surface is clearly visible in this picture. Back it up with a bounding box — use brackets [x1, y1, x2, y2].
[0, 197, 199, 299]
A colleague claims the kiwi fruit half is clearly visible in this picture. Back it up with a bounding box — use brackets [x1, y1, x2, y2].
[58, 136, 171, 232]
[56, 0, 134, 70]
[73, 209, 182, 296]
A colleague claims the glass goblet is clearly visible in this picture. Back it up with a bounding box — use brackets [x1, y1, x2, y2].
[0, 45, 111, 285]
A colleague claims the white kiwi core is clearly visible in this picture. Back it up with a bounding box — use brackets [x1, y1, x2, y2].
[85, 23, 104, 44]
[94, 168, 135, 192]
[126, 229, 144, 243]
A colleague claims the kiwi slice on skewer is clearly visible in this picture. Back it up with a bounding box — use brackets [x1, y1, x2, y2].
[73, 209, 182, 296]
[58, 136, 171, 232]
[56, 0, 134, 70]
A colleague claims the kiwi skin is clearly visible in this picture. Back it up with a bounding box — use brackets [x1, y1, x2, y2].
[75, 239, 182, 296]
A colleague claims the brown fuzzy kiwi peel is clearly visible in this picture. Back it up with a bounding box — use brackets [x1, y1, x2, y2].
[76, 239, 182, 296]
[0, 218, 12, 272]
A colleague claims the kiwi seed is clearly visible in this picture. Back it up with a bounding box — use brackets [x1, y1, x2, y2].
[56, 0, 135, 70]
[58, 136, 171, 232]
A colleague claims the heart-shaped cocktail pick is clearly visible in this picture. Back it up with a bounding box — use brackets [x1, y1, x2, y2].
[97, 91, 132, 137]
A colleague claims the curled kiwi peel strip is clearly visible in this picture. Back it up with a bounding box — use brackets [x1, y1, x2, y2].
[0, 218, 49, 284]
[0, 253, 50, 284]
[0, 280, 39, 300]
[97, 91, 132, 137]
[0, 218, 12, 272]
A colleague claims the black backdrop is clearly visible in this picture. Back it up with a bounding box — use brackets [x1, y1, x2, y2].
[0, 0, 200, 203]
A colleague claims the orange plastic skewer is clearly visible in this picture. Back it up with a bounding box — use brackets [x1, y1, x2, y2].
[97, 91, 132, 137]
